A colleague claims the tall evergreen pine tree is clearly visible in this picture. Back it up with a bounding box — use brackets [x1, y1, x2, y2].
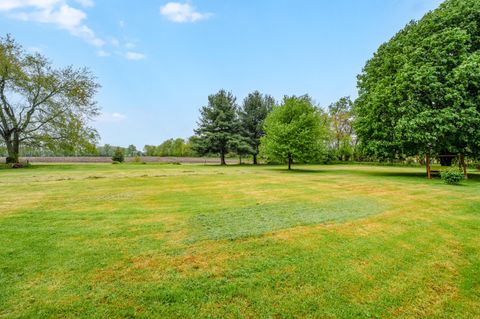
[238, 91, 274, 164]
[193, 90, 241, 165]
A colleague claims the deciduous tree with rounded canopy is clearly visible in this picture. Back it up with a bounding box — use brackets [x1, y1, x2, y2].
[261, 95, 329, 170]
[355, 0, 480, 178]
[0, 35, 100, 164]
[328, 96, 355, 161]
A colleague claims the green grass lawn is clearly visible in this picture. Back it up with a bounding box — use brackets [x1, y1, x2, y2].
[0, 163, 479, 318]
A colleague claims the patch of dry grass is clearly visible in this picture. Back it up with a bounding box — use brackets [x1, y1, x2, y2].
[0, 163, 479, 318]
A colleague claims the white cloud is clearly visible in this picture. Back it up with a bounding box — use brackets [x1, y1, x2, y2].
[125, 41, 135, 49]
[97, 49, 110, 57]
[125, 51, 145, 60]
[0, 0, 62, 11]
[0, 0, 145, 60]
[0, 0, 104, 48]
[110, 37, 120, 47]
[97, 112, 127, 123]
[28, 46, 42, 53]
[75, 0, 93, 7]
[160, 2, 211, 23]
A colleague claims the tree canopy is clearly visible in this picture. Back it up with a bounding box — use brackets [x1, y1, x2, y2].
[0, 35, 100, 163]
[355, 0, 480, 171]
[193, 90, 241, 165]
[328, 96, 355, 161]
[238, 91, 275, 164]
[261, 95, 329, 170]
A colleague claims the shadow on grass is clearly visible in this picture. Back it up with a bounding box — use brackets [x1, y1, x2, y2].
[362, 169, 480, 182]
[265, 164, 480, 182]
[354, 170, 427, 178]
[264, 167, 330, 174]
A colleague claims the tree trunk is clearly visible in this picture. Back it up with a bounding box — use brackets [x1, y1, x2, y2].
[5, 134, 20, 164]
[460, 153, 468, 179]
[220, 152, 226, 165]
[253, 153, 258, 165]
[288, 155, 292, 170]
[239, 155, 242, 165]
[426, 153, 431, 179]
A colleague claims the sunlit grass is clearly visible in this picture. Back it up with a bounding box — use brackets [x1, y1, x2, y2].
[0, 163, 479, 318]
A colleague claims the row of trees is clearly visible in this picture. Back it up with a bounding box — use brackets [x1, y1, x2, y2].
[97, 144, 139, 157]
[191, 89, 355, 169]
[193, 90, 275, 165]
[4, 0, 478, 176]
[143, 138, 195, 157]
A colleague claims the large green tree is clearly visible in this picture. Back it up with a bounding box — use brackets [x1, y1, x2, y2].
[193, 90, 241, 165]
[261, 95, 329, 170]
[238, 91, 274, 164]
[355, 0, 480, 178]
[0, 35, 100, 163]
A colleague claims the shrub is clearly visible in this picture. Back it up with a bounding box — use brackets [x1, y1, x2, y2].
[440, 169, 464, 185]
[133, 155, 141, 163]
[112, 160, 120, 164]
[112, 147, 124, 163]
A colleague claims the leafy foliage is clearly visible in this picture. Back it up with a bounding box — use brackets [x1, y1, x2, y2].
[193, 90, 242, 164]
[328, 97, 355, 161]
[112, 147, 125, 163]
[0, 35, 100, 163]
[261, 95, 329, 169]
[440, 168, 464, 185]
[238, 91, 274, 164]
[355, 0, 480, 160]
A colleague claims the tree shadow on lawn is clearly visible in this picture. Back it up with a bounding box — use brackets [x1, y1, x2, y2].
[265, 165, 480, 182]
[266, 167, 330, 174]
[337, 168, 480, 182]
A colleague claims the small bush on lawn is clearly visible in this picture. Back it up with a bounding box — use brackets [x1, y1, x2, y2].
[112, 160, 121, 164]
[112, 147, 125, 163]
[441, 169, 464, 185]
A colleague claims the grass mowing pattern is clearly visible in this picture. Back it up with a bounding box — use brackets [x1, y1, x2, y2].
[190, 197, 384, 241]
[0, 163, 479, 318]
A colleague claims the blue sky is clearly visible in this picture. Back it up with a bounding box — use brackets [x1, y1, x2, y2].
[0, 0, 443, 148]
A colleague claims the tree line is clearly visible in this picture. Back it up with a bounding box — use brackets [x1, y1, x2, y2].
[1, 0, 479, 176]
[190, 90, 355, 168]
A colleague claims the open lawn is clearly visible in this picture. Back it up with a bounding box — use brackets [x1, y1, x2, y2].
[0, 163, 479, 318]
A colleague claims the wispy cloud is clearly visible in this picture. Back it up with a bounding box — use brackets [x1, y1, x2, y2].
[125, 51, 146, 60]
[97, 112, 127, 123]
[0, 0, 105, 47]
[0, 0, 146, 60]
[160, 2, 212, 23]
[27, 46, 43, 53]
[97, 49, 110, 57]
[74, 0, 93, 7]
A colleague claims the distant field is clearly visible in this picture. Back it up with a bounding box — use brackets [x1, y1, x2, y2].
[0, 156, 240, 164]
[0, 164, 479, 318]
